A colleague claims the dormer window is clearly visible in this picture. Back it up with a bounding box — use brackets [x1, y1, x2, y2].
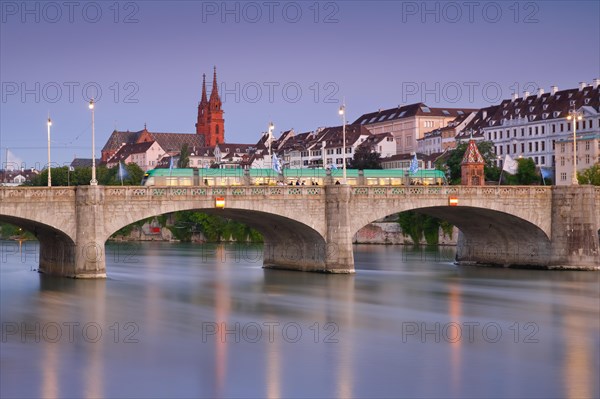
[570, 100, 576, 106]
[529, 106, 534, 112]
[515, 108, 520, 114]
[503, 110, 508, 116]
[543, 104, 548, 110]
[553, 111, 561, 118]
[585, 98, 590, 104]
[529, 115, 536, 121]
[542, 113, 548, 119]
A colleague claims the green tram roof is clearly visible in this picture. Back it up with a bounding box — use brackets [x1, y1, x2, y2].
[146, 168, 445, 179]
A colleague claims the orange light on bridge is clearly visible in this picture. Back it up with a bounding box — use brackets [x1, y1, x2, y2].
[215, 197, 225, 208]
[448, 196, 459, 206]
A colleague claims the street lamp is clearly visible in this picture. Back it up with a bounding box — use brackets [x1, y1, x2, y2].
[338, 103, 347, 184]
[89, 99, 97, 185]
[47, 116, 52, 187]
[566, 108, 583, 185]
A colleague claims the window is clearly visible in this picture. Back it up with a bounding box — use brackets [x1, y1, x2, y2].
[336, 148, 341, 154]
[521, 128, 525, 137]
[586, 154, 591, 164]
[506, 145, 510, 154]
[529, 142, 532, 152]
[541, 126, 545, 134]
[585, 141, 590, 150]
[534, 156, 538, 164]
[420, 106, 431, 113]
[535, 126, 538, 135]
[552, 124, 556, 133]
[513, 129, 517, 137]
[500, 131, 503, 139]
[513, 144, 517, 153]
[561, 173, 567, 181]
[529, 127, 532, 136]
[560, 123, 564, 132]
[521, 143, 525, 153]
[541, 141, 545, 151]
[541, 156, 545, 165]
[494, 131, 497, 140]
[535, 142, 539, 152]
[561, 144, 565, 153]
[560, 157, 565, 166]
[499, 146, 503, 155]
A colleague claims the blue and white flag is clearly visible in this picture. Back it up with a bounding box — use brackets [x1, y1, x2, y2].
[409, 154, 419, 174]
[330, 163, 338, 170]
[169, 156, 174, 171]
[272, 154, 282, 174]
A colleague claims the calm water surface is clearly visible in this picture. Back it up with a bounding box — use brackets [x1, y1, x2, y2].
[1, 241, 598, 398]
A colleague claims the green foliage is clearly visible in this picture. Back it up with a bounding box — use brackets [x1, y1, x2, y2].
[0, 223, 36, 240]
[397, 211, 452, 245]
[178, 144, 190, 168]
[503, 158, 539, 185]
[578, 164, 600, 185]
[436, 141, 500, 185]
[26, 164, 144, 186]
[167, 211, 263, 243]
[348, 146, 382, 169]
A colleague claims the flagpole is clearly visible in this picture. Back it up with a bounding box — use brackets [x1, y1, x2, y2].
[498, 169, 503, 186]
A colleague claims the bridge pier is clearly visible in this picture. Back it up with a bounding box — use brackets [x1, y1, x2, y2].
[72, 186, 107, 278]
[323, 185, 355, 273]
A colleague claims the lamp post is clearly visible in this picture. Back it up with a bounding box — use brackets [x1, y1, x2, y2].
[566, 108, 583, 185]
[47, 117, 52, 187]
[89, 99, 97, 185]
[338, 103, 347, 184]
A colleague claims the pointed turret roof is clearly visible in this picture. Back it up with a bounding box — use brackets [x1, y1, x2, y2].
[461, 139, 485, 164]
[200, 73, 207, 105]
[209, 66, 220, 103]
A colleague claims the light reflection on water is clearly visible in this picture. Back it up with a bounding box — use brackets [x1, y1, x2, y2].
[1, 241, 598, 398]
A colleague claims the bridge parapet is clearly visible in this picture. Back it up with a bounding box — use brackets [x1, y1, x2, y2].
[0, 186, 76, 201]
[350, 185, 551, 198]
[102, 185, 326, 201]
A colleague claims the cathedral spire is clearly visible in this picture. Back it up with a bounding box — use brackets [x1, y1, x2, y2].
[210, 66, 220, 102]
[200, 73, 207, 105]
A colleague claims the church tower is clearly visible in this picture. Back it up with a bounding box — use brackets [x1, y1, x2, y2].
[196, 67, 224, 147]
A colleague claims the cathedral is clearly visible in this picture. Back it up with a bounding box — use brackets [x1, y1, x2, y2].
[196, 67, 225, 146]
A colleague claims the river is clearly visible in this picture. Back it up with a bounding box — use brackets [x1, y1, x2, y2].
[1, 241, 598, 398]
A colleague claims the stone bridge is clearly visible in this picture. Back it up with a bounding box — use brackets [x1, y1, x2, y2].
[0, 185, 598, 277]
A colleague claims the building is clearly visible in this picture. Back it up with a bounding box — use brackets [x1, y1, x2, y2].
[196, 67, 225, 147]
[461, 139, 485, 186]
[554, 132, 600, 185]
[101, 67, 224, 169]
[417, 112, 475, 154]
[479, 80, 600, 172]
[0, 168, 38, 186]
[102, 126, 205, 169]
[353, 103, 475, 155]
[105, 141, 164, 170]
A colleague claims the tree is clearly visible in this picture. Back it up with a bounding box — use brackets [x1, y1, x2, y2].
[348, 146, 382, 169]
[436, 141, 499, 184]
[178, 143, 190, 168]
[578, 164, 600, 185]
[504, 158, 539, 185]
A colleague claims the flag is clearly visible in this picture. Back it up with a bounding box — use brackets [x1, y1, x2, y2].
[118, 162, 128, 185]
[330, 163, 338, 170]
[272, 154, 282, 174]
[409, 154, 419, 174]
[169, 156, 174, 170]
[502, 154, 518, 174]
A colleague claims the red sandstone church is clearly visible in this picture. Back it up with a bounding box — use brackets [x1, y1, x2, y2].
[100, 67, 225, 167]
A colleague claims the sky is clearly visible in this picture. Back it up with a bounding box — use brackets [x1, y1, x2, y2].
[1, 0, 599, 168]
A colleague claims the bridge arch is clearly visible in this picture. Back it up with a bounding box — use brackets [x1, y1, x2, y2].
[349, 186, 554, 268]
[102, 191, 330, 272]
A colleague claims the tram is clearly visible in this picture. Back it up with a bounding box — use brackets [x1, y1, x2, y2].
[141, 168, 446, 186]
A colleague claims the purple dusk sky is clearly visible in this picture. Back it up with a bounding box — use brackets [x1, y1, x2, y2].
[1, 1, 599, 167]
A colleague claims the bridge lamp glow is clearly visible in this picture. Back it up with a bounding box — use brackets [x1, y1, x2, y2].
[448, 196, 459, 206]
[215, 197, 225, 209]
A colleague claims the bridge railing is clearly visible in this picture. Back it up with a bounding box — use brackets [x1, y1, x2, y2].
[350, 185, 552, 197]
[0, 186, 76, 201]
[103, 185, 326, 201]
